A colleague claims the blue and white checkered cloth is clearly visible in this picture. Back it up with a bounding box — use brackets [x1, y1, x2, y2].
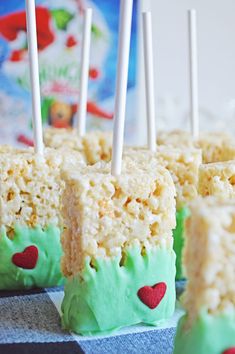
[0, 282, 185, 354]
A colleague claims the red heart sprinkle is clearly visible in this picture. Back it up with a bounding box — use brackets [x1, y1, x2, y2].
[223, 349, 235, 354]
[137, 282, 167, 309]
[12, 246, 39, 269]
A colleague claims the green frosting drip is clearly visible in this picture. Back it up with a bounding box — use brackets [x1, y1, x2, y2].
[61, 246, 176, 335]
[174, 310, 235, 354]
[173, 207, 190, 280]
[0, 225, 64, 290]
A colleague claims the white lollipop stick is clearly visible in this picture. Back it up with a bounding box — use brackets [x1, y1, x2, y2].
[111, 0, 133, 176]
[188, 9, 199, 139]
[142, 11, 156, 152]
[25, 0, 43, 154]
[77, 8, 92, 136]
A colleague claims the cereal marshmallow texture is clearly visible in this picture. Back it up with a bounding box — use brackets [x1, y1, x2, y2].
[0, 148, 84, 234]
[44, 128, 112, 165]
[183, 197, 235, 329]
[124, 146, 202, 209]
[199, 161, 235, 199]
[61, 160, 176, 276]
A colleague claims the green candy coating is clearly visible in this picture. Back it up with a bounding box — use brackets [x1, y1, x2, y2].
[174, 310, 235, 354]
[61, 245, 176, 335]
[0, 225, 64, 289]
[173, 207, 190, 280]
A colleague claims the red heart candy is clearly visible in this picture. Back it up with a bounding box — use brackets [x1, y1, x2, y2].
[12, 246, 38, 269]
[137, 282, 167, 309]
[223, 349, 235, 354]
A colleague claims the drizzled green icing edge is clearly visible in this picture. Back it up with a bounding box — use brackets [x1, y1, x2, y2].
[0, 224, 64, 290]
[173, 207, 190, 280]
[174, 310, 235, 354]
[61, 245, 176, 335]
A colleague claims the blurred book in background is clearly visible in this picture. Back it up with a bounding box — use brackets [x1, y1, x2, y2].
[0, 0, 138, 146]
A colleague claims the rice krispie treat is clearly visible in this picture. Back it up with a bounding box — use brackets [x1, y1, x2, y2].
[124, 146, 202, 280]
[61, 158, 176, 335]
[44, 128, 84, 152]
[157, 130, 194, 148]
[174, 197, 235, 354]
[157, 146, 202, 280]
[156, 146, 201, 209]
[157, 129, 234, 163]
[44, 127, 112, 165]
[199, 161, 235, 199]
[196, 132, 234, 163]
[0, 148, 84, 290]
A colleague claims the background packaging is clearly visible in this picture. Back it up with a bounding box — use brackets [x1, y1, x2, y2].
[0, 0, 138, 146]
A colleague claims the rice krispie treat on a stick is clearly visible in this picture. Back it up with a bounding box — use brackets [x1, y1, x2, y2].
[124, 146, 202, 279]
[0, 148, 84, 290]
[199, 161, 235, 199]
[45, 127, 200, 278]
[44, 127, 112, 165]
[174, 197, 235, 354]
[61, 159, 176, 335]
